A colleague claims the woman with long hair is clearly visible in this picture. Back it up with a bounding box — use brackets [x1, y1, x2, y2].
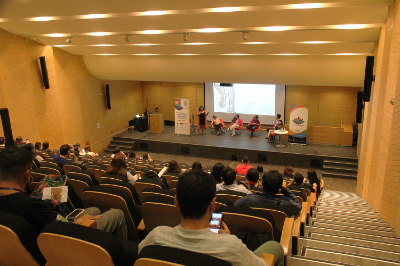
[167, 160, 182, 174]
[211, 162, 225, 183]
[307, 170, 323, 196]
[196, 106, 209, 136]
[107, 153, 138, 185]
[283, 165, 294, 180]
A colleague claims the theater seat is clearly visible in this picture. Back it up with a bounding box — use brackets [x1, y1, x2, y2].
[135, 245, 231, 266]
[216, 190, 247, 204]
[140, 187, 175, 203]
[38, 221, 132, 266]
[0, 211, 46, 266]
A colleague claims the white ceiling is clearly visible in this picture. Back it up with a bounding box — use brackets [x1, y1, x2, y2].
[0, 0, 392, 86]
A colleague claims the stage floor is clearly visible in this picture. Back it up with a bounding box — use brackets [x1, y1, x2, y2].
[117, 126, 357, 159]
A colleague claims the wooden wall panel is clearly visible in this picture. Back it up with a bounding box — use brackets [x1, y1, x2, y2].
[285, 85, 360, 127]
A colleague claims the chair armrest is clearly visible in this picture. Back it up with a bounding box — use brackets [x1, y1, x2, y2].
[261, 253, 275, 266]
[310, 192, 316, 207]
[292, 214, 301, 239]
[280, 217, 294, 256]
[80, 220, 97, 228]
[301, 202, 308, 224]
[137, 219, 145, 231]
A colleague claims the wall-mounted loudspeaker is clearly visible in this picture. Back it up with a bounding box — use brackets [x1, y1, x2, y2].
[220, 83, 233, 87]
[363, 56, 374, 102]
[105, 84, 111, 109]
[39, 56, 50, 89]
[356, 91, 364, 123]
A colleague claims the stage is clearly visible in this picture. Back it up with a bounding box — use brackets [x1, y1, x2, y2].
[114, 126, 358, 170]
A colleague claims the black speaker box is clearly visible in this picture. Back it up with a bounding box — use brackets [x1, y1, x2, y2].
[356, 91, 364, 123]
[39, 56, 50, 89]
[363, 56, 374, 102]
[105, 84, 111, 109]
[220, 83, 233, 87]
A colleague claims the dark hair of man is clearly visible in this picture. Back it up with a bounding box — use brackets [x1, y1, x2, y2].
[0, 137, 5, 145]
[60, 144, 71, 155]
[257, 165, 264, 173]
[113, 147, 121, 155]
[222, 169, 236, 185]
[191, 161, 203, 171]
[255, 115, 259, 120]
[262, 170, 283, 195]
[246, 168, 259, 185]
[42, 141, 49, 150]
[0, 146, 32, 182]
[242, 156, 249, 163]
[24, 143, 35, 157]
[235, 114, 240, 118]
[143, 170, 159, 179]
[211, 162, 225, 183]
[277, 114, 281, 119]
[16, 136, 23, 144]
[294, 172, 304, 185]
[176, 170, 216, 220]
[34, 142, 41, 150]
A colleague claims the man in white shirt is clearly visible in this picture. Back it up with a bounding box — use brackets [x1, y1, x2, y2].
[216, 167, 252, 195]
[138, 170, 284, 266]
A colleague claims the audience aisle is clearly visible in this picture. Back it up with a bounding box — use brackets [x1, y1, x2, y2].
[292, 191, 400, 266]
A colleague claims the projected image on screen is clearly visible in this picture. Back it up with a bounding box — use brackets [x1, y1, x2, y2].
[213, 83, 275, 116]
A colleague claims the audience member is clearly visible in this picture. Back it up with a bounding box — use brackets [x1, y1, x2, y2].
[111, 147, 123, 159]
[42, 141, 52, 153]
[0, 137, 4, 147]
[235, 156, 254, 175]
[307, 170, 323, 196]
[34, 142, 41, 151]
[16, 136, 27, 146]
[257, 165, 264, 173]
[191, 161, 203, 171]
[138, 170, 284, 266]
[24, 143, 43, 164]
[245, 168, 263, 193]
[53, 144, 77, 166]
[142, 153, 153, 161]
[246, 115, 261, 138]
[166, 160, 182, 174]
[211, 162, 225, 183]
[234, 170, 302, 217]
[217, 167, 251, 195]
[282, 165, 294, 180]
[0, 146, 128, 239]
[107, 154, 138, 185]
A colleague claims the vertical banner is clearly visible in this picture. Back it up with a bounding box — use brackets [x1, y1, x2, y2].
[174, 98, 190, 135]
[288, 104, 308, 144]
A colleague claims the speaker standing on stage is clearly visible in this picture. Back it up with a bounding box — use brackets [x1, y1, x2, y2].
[247, 115, 261, 138]
[196, 106, 209, 136]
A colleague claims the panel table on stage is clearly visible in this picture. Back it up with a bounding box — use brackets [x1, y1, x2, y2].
[149, 114, 164, 133]
[129, 117, 148, 132]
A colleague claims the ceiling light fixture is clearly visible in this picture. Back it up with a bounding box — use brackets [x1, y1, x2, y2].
[183, 33, 190, 42]
[66, 37, 73, 44]
[242, 31, 249, 40]
[125, 35, 131, 42]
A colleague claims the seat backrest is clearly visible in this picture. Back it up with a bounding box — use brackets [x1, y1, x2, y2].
[215, 197, 233, 209]
[63, 163, 82, 174]
[140, 187, 175, 203]
[100, 173, 128, 183]
[41, 160, 60, 167]
[244, 202, 289, 232]
[66, 173, 93, 198]
[136, 245, 231, 266]
[169, 178, 179, 190]
[38, 221, 130, 266]
[30, 169, 55, 193]
[69, 169, 98, 185]
[134, 180, 163, 194]
[162, 174, 178, 185]
[215, 190, 247, 204]
[40, 164, 65, 175]
[87, 168, 107, 181]
[214, 206, 275, 240]
[0, 211, 45, 266]
[141, 196, 181, 233]
[100, 178, 141, 205]
[81, 186, 141, 242]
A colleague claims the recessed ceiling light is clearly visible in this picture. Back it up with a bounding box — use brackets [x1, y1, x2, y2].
[303, 41, 328, 44]
[178, 54, 196, 55]
[84, 14, 106, 19]
[136, 43, 156, 46]
[246, 42, 266, 44]
[142, 11, 167, 16]
[94, 44, 113, 46]
[212, 7, 240, 12]
[136, 54, 156, 55]
[184, 43, 208, 45]
[292, 3, 323, 9]
[34, 17, 52, 21]
[142, 30, 162, 34]
[264, 26, 289, 31]
[53, 45, 67, 47]
[89, 32, 109, 36]
[98, 54, 116, 55]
